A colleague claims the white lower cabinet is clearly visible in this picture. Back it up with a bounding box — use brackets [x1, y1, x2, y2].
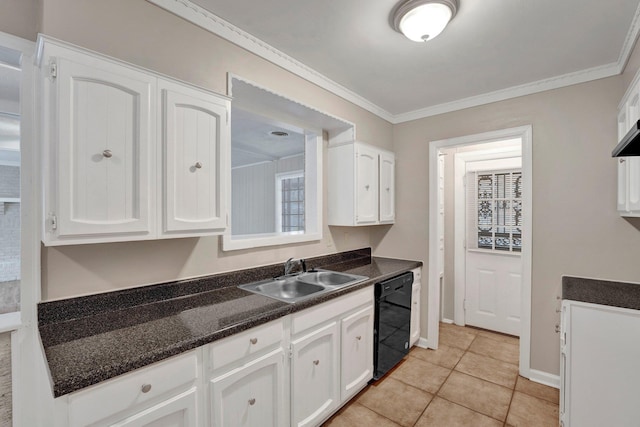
[560, 300, 640, 426]
[65, 351, 199, 427]
[110, 388, 198, 427]
[409, 268, 421, 347]
[340, 305, 374, 402]
[54, 287, 375, 427]
[291, 322, 340, 427]
[210, 349, 287, 427]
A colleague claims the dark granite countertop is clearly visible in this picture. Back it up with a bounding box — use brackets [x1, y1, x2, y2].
[562, 276, 640, 310]
[38, 248, 422, 397]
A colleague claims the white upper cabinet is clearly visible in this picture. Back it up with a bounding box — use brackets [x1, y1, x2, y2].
[617, 75, 640, 217]
[328, 141, 395, 226]
[379, 151, 396, 223]
[160, 79, 229, 236]
[42, 48, 156, 244]
[38, 37, 230, 245]
[355, 144, 379, 224]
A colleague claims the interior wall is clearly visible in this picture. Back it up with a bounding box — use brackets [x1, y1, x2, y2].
[0, 0, 40, 41]
[33, 0, 392, 300]
[374, 74, 640, 376]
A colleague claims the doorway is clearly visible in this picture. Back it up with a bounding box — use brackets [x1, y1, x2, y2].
[451, 143, 523, 336]
[427, 126, 532, 379]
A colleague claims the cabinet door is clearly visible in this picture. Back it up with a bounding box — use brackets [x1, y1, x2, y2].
[340, 305, 373, 402]
[160, 80, 229, 235]
[618, 109, 629, 212]
[108, 388, 197, 427]
[410, 282, 421, 346]
[626, 93, 640, 213]
[291, 321, 339, 427]
[379, 152, 395, 223]
[54, 56, 155, 241]
[210, 349, 286, 427]
[561, 301, 640, 427]
[355, 145, 379, 224]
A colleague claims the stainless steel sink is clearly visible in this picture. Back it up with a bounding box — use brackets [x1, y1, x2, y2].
[238, 269, 368, 303]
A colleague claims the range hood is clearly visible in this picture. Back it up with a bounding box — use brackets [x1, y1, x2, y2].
[613, 120, 640, 156]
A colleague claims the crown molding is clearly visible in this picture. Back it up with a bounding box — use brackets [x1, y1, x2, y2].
[147, 0, 640, 125]
[146, 0, 395, 123]
[393, 62, 622, 123]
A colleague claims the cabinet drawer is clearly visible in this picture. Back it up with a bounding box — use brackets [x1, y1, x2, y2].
[291, 287, 373, 336]
[68, 351, 198, 427]
[210, 318, 284, 371]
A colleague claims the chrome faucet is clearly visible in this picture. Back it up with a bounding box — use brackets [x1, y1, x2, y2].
[284, 258, 307, 276]
[284, 258, 295, 276]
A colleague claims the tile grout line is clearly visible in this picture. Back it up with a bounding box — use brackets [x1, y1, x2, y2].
[409, 329, 480, 426]
[435, 326, 517, 424]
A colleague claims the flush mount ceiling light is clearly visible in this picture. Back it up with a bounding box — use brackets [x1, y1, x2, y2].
[392, 0, 458, 42]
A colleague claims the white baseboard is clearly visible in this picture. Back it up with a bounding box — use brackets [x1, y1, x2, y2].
[528, 369, 560, 389]
[441, 318, 454, 324]
[416, 337, 430, 349]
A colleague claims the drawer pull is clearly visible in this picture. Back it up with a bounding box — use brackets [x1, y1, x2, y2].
[195, 161, 203, 169]
[250, 338, 258, 345]
[356, 335, 362, 341]
[248, 398, 256, 406]
[141, 384, 152, 393]
[313, 359, 320, 365]
[102, 149, 113, 158]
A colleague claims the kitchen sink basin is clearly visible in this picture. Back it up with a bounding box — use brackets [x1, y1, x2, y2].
[254, 279, 325, 300]
[238, 269, 368, 303]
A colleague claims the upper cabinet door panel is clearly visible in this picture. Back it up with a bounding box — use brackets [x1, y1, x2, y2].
[379, 152, 395, 223]
[161, 81, 229, 235]
[56, 57, 154, 238]
[355, 145, 378, 224]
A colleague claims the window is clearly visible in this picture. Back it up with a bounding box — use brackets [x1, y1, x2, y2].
[468, 169, 522, 252]
[276, 172, 304, 233]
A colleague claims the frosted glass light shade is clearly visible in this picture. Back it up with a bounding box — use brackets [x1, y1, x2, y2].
[400, 3, 452, 41]
[392, 0, 458, 43]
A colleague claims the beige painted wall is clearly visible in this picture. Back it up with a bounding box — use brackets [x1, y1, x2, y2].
[374, 74, 640, 375]
[0, 0, 40, 41]
[34, 0, 393, 299]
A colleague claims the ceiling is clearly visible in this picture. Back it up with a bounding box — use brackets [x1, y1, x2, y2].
[231, 108, 304, 168]
[181, 0, 640, 122]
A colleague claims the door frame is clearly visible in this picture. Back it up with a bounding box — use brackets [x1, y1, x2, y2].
[454, 148, 522, 327]
[428, 125, 532, 379]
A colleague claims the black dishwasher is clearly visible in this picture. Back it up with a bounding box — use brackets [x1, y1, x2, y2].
[373, 271, 414, 380]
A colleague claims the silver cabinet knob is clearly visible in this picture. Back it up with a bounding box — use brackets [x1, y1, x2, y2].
[195, 162, 203, 169]
[102, 150, 113, 158]
[386, 187, 390, 191]
[356, 335, 362, 341]
[365, 185, 370, 190]
[250, 338, 258, 345]
[141, 384, 152, 393]
[313, 360, 320, 365]
[620, 158, 626, 163]
[248, 398, 256, 406]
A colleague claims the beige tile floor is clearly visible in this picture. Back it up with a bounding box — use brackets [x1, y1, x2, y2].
[324, 323, 559, 427]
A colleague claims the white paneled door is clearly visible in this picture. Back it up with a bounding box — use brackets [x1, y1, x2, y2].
[465, 251, 521, 336]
